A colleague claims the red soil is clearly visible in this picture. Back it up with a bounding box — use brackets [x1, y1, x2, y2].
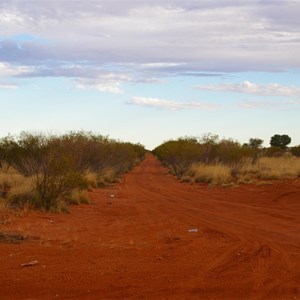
[1, 154, 300, 299]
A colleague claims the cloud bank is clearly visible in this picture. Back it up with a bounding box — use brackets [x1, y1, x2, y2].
[0, 0, 299, 83]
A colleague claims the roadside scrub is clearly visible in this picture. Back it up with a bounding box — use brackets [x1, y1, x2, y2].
[153, 135, 300, 186]
[0, 132, 146, 212]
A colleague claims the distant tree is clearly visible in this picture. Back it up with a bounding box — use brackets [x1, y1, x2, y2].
[247, 138, 264, 164]
[200, 133, 219, 144]
[249, 138, 264, 148]
[270, 134, 291, 149]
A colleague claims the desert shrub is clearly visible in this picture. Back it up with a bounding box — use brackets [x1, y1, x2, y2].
[243, 138, 264, 164]
[154, 134, 300, 185]
[0, 133, 88, 211]
[153, 135, 252, 178]
[264, 146, 286, 157]
[215, 139, 253, 176]
[153, 136, 218, 176]
[291, 146, 300, 157]
[0, 132, 146, 211]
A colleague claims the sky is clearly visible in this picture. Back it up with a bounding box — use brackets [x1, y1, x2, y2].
[0, 0, 300, 150]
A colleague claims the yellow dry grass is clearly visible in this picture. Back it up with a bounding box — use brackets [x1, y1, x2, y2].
[0, 172, 26, 190]
[98, 167, 117, 184]
[85, 167, 117, 188]
[85, 171, 98, 188]
[252, 156, 300, 180]
[183, 156, 300, 186]
[69, 189, 89, 205]
[0, 168, 32, 201]
[0, 167, 33, 219]
[183, 163, 233, 185]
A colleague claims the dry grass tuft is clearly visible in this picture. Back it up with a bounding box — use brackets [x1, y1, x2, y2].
[85, 172, 98, 188]
[183, 156, 300, 186]
[184, 163, 233, 185]
[85, 167, 117, 188]
[241, 157, 300, 180]
[257, 157, 300, 179]
[0, 167, 34, 209]
[0, 173, 26, 189]
[98, 167, 117, 184]
[0, 166, 27, 197]
[68, 189, 90, 205]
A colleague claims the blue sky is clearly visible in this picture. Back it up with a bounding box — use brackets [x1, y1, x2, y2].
[0, 0, 299, 149]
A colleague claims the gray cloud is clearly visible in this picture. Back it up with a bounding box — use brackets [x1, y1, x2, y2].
[0, 0, 299, 80]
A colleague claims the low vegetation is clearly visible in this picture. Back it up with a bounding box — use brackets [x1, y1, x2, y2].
[1, 130, 299, 212]
[0, 132, 146, 212]
[153, 134, 300, 186]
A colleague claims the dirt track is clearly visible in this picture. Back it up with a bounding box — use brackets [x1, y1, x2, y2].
[1, 154, 300, 299]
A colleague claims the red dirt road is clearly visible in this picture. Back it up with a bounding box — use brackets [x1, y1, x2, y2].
[1, 154, 300, 299]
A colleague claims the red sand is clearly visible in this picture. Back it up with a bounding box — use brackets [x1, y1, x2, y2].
[1, 154, 300, 299]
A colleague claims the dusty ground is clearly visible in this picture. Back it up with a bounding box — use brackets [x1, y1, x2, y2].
[1, 154, 300, 299]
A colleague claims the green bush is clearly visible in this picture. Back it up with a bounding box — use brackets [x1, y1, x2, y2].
[153, 135, 253, 178]
[153, 137, 206, 176]
[270, 134, 291, 149]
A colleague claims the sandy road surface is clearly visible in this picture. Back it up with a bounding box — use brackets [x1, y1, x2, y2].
[1, 154, 300, 299]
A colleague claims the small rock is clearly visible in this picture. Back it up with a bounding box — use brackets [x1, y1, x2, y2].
[21, 260, 39, 267]
[188, 228, 198, 233]
[110, 194, 115, 198]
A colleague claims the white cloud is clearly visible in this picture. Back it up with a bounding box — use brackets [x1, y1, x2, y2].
[128, 96, 218, 110]
[0, 9, 26, 25]
[95, 83, 123, 94]
[194, 81, 300, 97]
[75, 73, 133, 94]
[140, 62, 186, 69]
[0, 62, 31, 77]
[76, 81, 124, 95]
